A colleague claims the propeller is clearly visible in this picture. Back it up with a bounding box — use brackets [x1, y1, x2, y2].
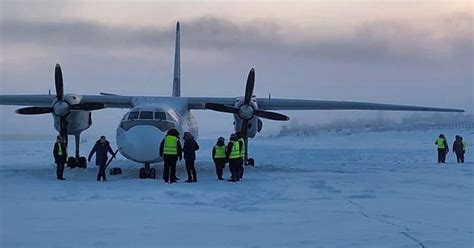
[204, 68, 290, 163]
[204, 68, 289, 122]
[15, 63, 105, 144]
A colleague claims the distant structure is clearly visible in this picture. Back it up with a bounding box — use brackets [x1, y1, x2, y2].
[277, 114, 474, 136]
[399, 114, 474, 131]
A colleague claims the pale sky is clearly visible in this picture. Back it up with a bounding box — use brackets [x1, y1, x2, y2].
[0, 0, 472, 137]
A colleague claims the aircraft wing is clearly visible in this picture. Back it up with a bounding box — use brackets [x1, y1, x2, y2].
[188, 97, 464, 112]
[0, 95, 134, 108]
[256, 98, 464, 112]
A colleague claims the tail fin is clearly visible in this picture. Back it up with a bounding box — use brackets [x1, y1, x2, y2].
[172, 21, 181, 97]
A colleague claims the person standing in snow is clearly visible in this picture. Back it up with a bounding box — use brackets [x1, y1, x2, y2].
[235, 131, 245, 180]
[53, 135, 67, 180]
[159, 129, 182, 183]
[435, 134, 449, 163]
[183, 132, 199, 183]
[226, 133, 241, 182]
[452, 135, 465, 163]
[212, 137, 227, 180]
[88, 136, 115, 182]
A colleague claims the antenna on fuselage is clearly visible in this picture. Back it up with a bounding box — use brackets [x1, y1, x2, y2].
[172, 21, 181, 97]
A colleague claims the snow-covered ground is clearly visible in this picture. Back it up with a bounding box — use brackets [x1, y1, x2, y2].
[1, 130, 473, 248]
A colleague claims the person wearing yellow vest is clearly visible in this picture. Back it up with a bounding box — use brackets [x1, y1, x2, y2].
[452, 135, 465, 163]
[235, 132, 245, 180]
[435, 134, 449, 163]
[53, 135, 67, 180]
[212, 137, 227, 180]
[226, 133, 241, 182]
[159, 129, 182, 183]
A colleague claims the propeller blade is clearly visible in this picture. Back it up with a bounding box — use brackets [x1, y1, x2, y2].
[244, 68, 255, 104]
[55, 63, 64, 101]
[15, 107, 53, 115]
[205, 103, 239, 114]
[70, 103, 105, 111]
[254, 110, 290, 121]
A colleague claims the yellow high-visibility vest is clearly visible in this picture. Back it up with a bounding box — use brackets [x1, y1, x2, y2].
[436, 138, 445, 149]
[163, 135, 178, 155]
[238, 137, 245, 158]
[229, 141, 240, 159]
[214, 145, 226, 159]
[57, 143, 63, 156]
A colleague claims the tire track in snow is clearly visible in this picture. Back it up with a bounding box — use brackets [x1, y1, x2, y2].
[348, 200, 426, 248]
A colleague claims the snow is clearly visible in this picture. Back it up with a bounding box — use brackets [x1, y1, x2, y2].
[1, 130, 473, 248]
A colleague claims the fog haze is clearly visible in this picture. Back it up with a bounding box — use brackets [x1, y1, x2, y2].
[1, 1, 472, 138]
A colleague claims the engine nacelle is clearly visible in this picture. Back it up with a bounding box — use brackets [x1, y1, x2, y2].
[53, 111, 92, 135]
[233, 97, 259, 138]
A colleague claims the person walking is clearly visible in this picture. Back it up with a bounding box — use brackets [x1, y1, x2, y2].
[435, 134, 449, 163]
[212, 137, 227, 180]
[183, 132, 199, 183]
[88, 136, 115, 182]
[226, 133, 241, 182]
[453, 135, 465, 163]
[53, 135, 67, 180]
[159, 129, 182, 183]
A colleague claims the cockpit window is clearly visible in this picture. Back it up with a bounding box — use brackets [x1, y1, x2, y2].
[154, 112, 167, 120]
[139, 111, 153, 119]
[128, 111, 139, 120]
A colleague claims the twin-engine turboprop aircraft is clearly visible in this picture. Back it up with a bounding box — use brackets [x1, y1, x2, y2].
[0, 22, 464, 179]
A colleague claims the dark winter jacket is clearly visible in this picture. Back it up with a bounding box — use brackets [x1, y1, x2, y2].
[53, 142, 67, 164]
[88, 140, 114, 166]
[159, 130, 183, 160]
[453, 137, 464, 154]
[183, 138, 199, 161]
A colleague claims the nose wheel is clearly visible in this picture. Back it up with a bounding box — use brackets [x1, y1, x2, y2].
[139, 163, 156, 179]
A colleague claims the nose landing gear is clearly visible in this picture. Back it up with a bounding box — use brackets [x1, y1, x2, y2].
[139, 163, 156, 179]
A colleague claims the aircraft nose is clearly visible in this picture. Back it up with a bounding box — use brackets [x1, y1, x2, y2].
[118, 125, 164, 163]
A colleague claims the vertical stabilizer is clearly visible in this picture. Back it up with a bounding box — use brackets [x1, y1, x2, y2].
[172, 21, 181, 97]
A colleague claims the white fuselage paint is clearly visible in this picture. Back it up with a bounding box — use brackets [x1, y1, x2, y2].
[116, 98, 198, 164]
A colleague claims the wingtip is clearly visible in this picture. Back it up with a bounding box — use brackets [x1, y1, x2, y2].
[176, 21, 180, 31]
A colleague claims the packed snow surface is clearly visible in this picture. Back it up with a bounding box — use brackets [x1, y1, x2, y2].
[1, 130, 473, 248]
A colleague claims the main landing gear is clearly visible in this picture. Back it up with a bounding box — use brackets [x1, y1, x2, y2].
[139, 163, 156, 179]
[67, 134, 87, 169]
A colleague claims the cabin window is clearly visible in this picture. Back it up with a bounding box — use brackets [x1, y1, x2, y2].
[154, 112, 167, 120]
[128, 111, 139, 120]
[139, 111, 154, 119]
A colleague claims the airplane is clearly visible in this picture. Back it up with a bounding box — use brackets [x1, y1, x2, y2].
[0, 21, 464, 179]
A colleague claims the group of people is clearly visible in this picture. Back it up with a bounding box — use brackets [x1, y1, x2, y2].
[53, 131, 468, 182]
[435, 134, 467, 163]
[53, 135, 115, 181]
[158, 128, 246, 183]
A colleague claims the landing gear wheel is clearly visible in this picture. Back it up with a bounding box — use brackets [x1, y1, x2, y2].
[139, 168, 146, 179]
[150, 168, 156, 179]
[77, 157, 87, 169]
[67, 157, 77, 168]
[246, 158, 255, 166]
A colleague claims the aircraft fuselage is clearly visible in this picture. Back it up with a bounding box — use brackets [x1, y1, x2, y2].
[116, 98, 198, 163]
